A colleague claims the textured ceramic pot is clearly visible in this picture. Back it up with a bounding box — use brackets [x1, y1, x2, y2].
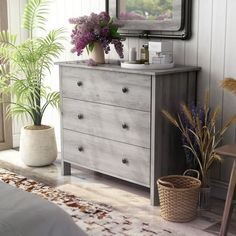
[20, 126, 57, 167]
[89, 42, 105, 64]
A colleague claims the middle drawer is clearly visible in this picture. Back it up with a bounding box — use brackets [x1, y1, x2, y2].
[62, 98, 150, 148]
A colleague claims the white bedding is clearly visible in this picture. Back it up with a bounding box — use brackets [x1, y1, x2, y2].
[0, 182, 86, 236]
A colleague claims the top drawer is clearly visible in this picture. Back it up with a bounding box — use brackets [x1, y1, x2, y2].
[60, 67, 151, 111]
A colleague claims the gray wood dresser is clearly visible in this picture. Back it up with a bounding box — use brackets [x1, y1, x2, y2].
[58, 61, 200, 205]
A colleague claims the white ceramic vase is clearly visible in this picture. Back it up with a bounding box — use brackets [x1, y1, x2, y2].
[89, 42, 105, 64]
[20, 126, 57, 167]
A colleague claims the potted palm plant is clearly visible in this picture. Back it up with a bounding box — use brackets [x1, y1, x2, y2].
[0, 0, 64, 166]
[162, 93, 236, 209]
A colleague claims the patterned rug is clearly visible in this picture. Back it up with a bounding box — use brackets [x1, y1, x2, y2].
[0, 168, 181, 236]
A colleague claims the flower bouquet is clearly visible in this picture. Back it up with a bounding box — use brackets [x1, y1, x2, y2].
[69, 11, 124, 64]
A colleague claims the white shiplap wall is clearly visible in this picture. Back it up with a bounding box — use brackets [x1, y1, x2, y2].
[123, 0, 236, 194]
[7, 0, 28, 147]
[177, 0, 236, 190]
[9, 0, 236, 195]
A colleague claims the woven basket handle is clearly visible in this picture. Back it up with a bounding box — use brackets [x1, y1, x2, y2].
[158, 179, 175, 188]
[183, 169, 200, 179]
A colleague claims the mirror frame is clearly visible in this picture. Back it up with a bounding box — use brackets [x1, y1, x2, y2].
[106, 0, 192, 40]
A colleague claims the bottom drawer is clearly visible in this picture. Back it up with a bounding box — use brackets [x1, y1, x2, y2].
[63, 129, 150, 186]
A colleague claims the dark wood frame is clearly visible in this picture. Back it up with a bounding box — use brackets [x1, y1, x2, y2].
[106, 0, 192, 40]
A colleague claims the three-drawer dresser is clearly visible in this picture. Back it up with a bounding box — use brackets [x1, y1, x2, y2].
[58, 61, 200, 205]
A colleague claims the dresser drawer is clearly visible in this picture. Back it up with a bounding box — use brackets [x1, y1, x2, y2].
[62, 98, 150, 148]
[61, 67, 151, 111]
[63, 130, 150, 186]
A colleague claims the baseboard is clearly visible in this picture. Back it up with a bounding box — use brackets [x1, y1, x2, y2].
[210, 179, 229, 200]
[13, 133, 20, 148]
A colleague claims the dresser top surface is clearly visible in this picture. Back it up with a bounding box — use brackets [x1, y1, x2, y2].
[56, 60, 200, 76]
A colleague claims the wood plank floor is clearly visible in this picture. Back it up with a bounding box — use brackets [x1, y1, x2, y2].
[0, 150, 235, 236]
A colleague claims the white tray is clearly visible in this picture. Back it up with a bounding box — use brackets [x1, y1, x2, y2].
[121, 61, 175, 70]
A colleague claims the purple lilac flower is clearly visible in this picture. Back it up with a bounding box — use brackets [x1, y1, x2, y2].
[99, 11, 110, 23]
[101, 26, 109, 37]
[69, 12, 124, 59]
[112, 39, 124, 58]
[179, 104, 207, 169]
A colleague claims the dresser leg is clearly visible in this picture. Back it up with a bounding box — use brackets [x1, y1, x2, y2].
[62, 161, 71, 176]
[150, 181, 160, 206]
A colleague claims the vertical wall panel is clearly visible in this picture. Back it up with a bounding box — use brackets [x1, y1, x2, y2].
[196, 0, 213, 103]
[184, 0, 199, 67]
[209, 0, 227, 180]
[0, 0, 8, 144]
[7, 0, 28, 147]
[209, 0, 227, 124]
[221, 0, 236, 182]
[173, 40, 185, 65]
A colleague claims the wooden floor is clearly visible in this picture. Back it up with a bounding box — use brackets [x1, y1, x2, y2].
[0, 149, 236, 236]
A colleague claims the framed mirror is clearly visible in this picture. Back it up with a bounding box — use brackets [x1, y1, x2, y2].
[106, 0, 192, 40]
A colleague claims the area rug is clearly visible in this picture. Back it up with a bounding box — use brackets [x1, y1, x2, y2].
[0, 168, 181, 236]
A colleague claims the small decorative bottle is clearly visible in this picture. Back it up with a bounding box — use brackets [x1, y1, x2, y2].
[140, 44, 149, 63]
[129, 47, 137, 62]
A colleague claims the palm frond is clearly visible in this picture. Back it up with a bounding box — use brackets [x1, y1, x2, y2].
[46, 91, 60, 108]
[0, 0, 64, 126]
[37, 28, 65, 73]
[41, 91, 60, 115]
[0, 31, 17, 64]
[0, 31, 17, 47]
[22, 0, 50, 37]
[6, 103, 35, 121]
[0, 64, 9, 78]
[0, 65, 11, 94]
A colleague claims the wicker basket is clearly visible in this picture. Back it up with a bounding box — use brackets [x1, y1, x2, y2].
[157, 174, 201, 222]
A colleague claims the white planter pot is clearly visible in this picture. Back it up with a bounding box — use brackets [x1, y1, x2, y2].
[20, 126, 57, 167]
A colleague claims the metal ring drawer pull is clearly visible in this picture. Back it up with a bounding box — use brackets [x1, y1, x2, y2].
[122, 123, 129, 130]
[78, 146, 84, 152]
[122, 87, 129, 93]
[77, 81, 83, 87]
[77, 114, 84, 120]
[122, 158, 128, 164]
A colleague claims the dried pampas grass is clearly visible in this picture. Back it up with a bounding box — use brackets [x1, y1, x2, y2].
[221, 78, 236, 95]
[162, 91, 236, 188]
